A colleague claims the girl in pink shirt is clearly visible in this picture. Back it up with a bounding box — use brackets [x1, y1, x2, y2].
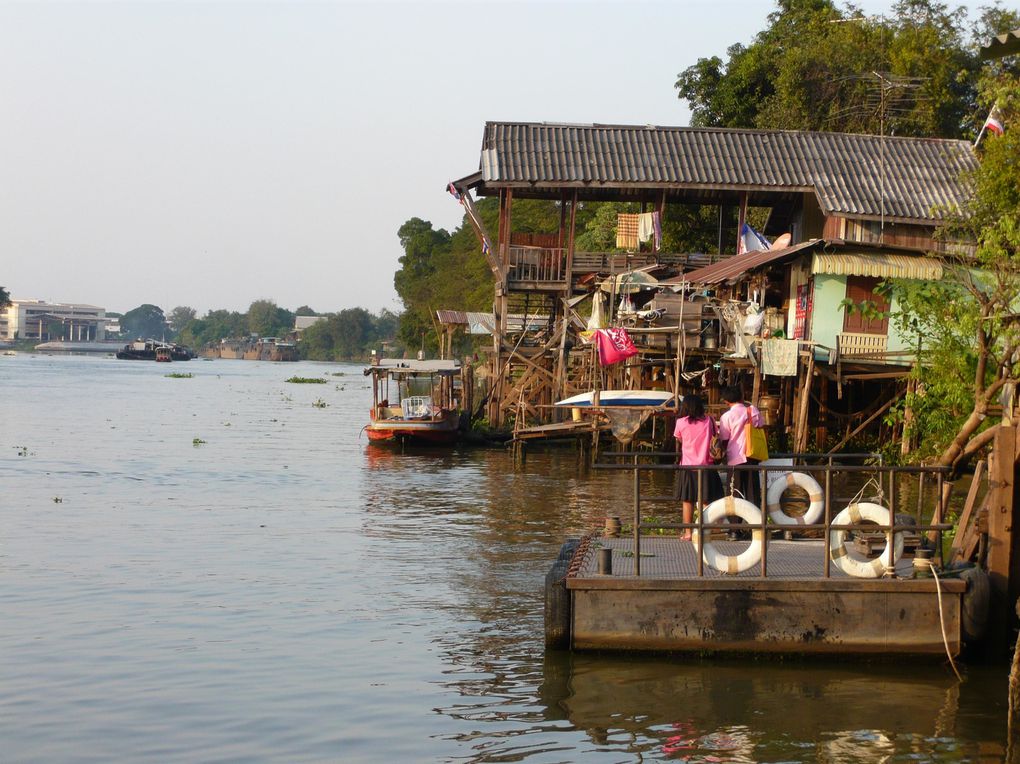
[673, 395, 722, 540]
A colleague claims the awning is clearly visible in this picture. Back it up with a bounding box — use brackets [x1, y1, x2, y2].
[811, 253, 943, 280]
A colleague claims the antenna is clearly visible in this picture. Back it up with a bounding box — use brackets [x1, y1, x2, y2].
[825, 71, 928, 237]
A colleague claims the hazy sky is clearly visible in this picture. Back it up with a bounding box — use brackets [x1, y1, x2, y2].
[0, 0, 1005, 316]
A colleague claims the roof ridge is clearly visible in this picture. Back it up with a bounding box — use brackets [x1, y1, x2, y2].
[483, 120, 972, 146]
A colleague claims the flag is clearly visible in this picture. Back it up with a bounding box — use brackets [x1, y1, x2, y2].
[737, 223, 770, 255]
[983, 103, 1004, 136]
[447, 182, 462, 202]
[594, 328, 638, 366]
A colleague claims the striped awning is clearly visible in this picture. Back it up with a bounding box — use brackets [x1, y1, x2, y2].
[811, 253, 943, 280]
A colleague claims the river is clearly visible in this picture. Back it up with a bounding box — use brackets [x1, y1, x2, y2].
[0, 353, 1009, 762]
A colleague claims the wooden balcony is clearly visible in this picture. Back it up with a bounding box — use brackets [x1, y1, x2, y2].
[505, 248, 723, 291]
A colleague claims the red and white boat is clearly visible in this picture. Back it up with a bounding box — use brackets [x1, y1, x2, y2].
[364, 359, 462, 445]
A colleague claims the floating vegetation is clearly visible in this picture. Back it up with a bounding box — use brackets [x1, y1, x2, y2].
[312, 398, 328, 408]
[285, 376, 326, 384]
[165, 372, 193, 379]
[192, 437, 207, 446]
[330, 372, 346, 377]
[52, 496, 63, 503]
[13, 445, 29, 457]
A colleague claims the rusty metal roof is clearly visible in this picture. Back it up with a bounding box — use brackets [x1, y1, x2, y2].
[469, 122, 976, 224]
[669, 240, 825, 286]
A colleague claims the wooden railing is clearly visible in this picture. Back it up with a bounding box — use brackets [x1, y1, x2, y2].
[508, 246, 566, 283]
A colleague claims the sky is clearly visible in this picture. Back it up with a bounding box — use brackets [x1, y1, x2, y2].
[0, 0, 1008, 316]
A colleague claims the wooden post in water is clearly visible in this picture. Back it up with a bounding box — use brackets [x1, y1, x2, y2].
[988, 423, 1020, 657]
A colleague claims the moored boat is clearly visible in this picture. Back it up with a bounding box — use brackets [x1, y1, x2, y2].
[364, 359, 462, 445]
[554, 390, 677, 408]
[116, 339, 193, 361]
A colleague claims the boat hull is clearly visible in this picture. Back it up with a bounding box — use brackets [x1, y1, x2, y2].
[555, 390, 676, 407]
[366, 410, 459, 445]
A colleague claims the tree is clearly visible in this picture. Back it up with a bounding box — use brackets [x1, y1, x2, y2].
[0, 286, 10, 309]
[121, 304, 168, 339]
[886, 72, 1020, 469]
[246, 299, 293, 338]
[167, 306, 197, 336]
[675, 0, 1009, 139]
[295, 305, 317, 316]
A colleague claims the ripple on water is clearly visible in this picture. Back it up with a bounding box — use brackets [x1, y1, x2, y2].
[0, 354, 1009, 762]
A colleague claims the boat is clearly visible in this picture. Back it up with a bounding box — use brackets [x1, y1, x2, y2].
[554, 390, 677, 408]
[116, 339, 193, 361]
[363, 359, 462, 445]
[206, 337, 298, 361]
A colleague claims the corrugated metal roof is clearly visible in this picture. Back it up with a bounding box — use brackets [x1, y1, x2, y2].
[671, 240, 825, 286]
[811, 253, 943, 280]
[982, 28, 1020, 59]
[435, 310, 496, 335]
[475, 122, 976, 224]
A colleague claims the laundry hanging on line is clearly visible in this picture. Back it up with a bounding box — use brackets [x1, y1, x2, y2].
[616, 213, 640, 249]
[637, 212, 661, 249]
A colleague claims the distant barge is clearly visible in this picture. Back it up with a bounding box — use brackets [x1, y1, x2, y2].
[116, 339, 193, 361]
[546, 457, 987, 658]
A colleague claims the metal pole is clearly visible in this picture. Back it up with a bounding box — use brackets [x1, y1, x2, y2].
[824, 463, 832, 578]
[634, 456, 641, 577]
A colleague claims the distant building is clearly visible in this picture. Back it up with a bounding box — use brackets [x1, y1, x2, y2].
[294, 315, 325, 332]
[0, 299, 107, 342]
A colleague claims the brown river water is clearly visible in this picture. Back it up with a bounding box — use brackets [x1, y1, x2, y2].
[0, 353, 1009, 762]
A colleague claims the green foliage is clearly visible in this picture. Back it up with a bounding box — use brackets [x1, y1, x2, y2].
[675, 0, 1020, 139]
[285, 376, 326, 384]
[164, 372, 194, 379]
[0, 286, 10, 309]
[167, 306, 197, 337]
[294, 305, 317, 316]
[178, 309, 247, 348]
[883, 73, 1020, 465]
[299, 308, 399, 361]
[247, 299, 294, 338]
[121, 304, 168, 340]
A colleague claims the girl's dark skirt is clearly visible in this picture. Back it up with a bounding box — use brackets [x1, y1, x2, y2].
[677, 466, 724, 503]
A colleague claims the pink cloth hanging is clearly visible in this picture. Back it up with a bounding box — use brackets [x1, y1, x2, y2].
[595, 328, 639, 366]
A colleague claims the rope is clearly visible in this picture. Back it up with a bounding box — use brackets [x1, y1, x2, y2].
[920, 558, 964, 682]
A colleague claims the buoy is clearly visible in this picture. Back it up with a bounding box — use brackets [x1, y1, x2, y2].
[692, 496, 763, 574]
[766, 471, 824, 526]
[828, 502, 904, 578]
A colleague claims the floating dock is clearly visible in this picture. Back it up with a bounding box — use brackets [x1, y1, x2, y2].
[553, 536, 964, 656]
[545, 457, 986, 658]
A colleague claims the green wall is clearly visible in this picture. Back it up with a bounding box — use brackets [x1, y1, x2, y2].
[809, 274, 913, 353]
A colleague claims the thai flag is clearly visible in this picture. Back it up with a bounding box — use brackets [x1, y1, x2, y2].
[737, 223, 771, 255]
[984, 103, 1004, 136]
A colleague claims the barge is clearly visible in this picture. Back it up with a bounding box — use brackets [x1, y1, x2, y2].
[546, 457, 988, 658]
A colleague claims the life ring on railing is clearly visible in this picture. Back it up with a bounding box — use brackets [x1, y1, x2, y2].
[828, 502, 904, 578]
[766, 471, 824, 526]
[692, 496, 763, 574]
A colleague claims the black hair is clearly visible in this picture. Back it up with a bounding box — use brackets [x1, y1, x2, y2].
[680, 394, 706, 421]
[720, 385, 744, 404]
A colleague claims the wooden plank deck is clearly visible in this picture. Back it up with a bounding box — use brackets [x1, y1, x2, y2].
[570, 537, 937, 581]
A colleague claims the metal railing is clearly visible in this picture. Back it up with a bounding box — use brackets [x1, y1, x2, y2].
[595, 453, 952, 578]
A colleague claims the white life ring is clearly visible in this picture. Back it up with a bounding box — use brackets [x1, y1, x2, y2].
[828, 502, 904, 578]
[692, 496, 763, 574]
[766, 471, 824, 526]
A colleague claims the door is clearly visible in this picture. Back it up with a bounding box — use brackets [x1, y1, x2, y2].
[842, 276, 889, 334]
